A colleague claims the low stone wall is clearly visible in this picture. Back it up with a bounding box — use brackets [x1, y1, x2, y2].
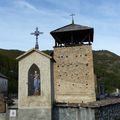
[95, 104, 120, 120]
[53, 105, 120, 120]
[1, 98, 120, 120]
[53, 98, 120, 120]
[53, 106, 95, 120]
[84, 98, 120, 120]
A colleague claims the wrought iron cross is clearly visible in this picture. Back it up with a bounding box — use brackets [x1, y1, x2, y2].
[70, 14, 75, 24]
[31, 27, 43, 49]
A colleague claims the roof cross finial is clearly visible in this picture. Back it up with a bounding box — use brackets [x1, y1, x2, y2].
[70, 14, 75, 24]
[31, 27, 43, 49]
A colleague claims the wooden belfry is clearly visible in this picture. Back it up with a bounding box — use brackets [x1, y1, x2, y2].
[50, 19, 94, 47]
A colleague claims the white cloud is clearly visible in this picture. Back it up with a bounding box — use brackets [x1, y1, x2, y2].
[13, 0, 39, 13]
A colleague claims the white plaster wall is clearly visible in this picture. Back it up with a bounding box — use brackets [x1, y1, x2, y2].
[18, 51, 52, 109]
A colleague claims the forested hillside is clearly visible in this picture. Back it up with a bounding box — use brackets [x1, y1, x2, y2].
[93, 50, 120, 93]
[0, 48, 120, 94]
[0, 49, 24, 93]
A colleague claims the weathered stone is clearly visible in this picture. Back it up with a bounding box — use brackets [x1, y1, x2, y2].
[53, 103, 120, 120]
[53, 45, 96, 103]
[53, 106, 95, 120]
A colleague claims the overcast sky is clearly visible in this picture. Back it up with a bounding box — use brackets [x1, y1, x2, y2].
[0, 0, 120, 55]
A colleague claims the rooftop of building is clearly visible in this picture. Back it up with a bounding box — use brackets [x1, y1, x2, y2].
[50, 23, 93, 33]
[55, 98, 120, 108]
[50, 23, 94, 46]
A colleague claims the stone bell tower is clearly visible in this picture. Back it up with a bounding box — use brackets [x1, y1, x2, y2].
[51, 22, 96, 103]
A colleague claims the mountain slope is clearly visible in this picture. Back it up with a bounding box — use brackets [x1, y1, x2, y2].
[0, 49, 24, 93]
[93, 50, 120, 93]
[0, 48, 120, 94]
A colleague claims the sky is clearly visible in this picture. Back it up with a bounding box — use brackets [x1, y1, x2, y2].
[0, 0, 120, 55]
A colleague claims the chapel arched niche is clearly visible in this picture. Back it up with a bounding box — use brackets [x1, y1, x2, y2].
[28, 64, 41, 96]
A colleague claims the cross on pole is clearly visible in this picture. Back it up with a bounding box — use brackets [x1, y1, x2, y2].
[31, 27, 43, 49]
[70, 14, 75, 24]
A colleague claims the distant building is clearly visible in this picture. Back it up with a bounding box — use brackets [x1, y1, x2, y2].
[0, 73, 8, 94]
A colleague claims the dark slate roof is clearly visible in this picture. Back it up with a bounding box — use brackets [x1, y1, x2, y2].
[51, 23, 93, 33]
[50, 23, 94, 44]
[55, 98, 120, 108]
[0, 73, 7, 79]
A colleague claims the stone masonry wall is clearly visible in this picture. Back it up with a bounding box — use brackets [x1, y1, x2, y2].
[53, 103, 120, 120]
[95, 104, 120, 120]
[53, 45, 96, 103]
[53, 106, 95, 120]
[1, 102, 120, 120]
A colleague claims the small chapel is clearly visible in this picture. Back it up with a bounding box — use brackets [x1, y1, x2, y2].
[16, 19, 96, 120]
